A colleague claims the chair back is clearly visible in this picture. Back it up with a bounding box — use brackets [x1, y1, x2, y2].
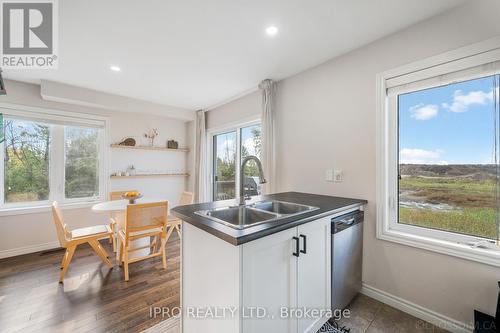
[51, 202, 71, 247]
[179, 191, 194, 206]
[125, 201, 168, 239]
[109, 190, 139, 201]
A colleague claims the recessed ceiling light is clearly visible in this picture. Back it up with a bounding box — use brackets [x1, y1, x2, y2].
[265, 26, 278, 36]
[109, 65, 121, 72]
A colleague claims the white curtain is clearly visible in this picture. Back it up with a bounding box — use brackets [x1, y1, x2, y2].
[259, 79, 276, 194]
[194, 110, 208, 202]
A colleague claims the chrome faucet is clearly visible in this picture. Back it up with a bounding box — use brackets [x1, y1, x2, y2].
[239, 155, 267, 205]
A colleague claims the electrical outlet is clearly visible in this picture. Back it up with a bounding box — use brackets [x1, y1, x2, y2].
[325, 169, 334, 182]
[333, 169, 343, 182]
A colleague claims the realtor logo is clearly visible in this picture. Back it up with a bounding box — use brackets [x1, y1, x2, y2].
[1, 0, 58, 68]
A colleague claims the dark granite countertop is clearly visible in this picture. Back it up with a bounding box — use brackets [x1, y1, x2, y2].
[171, 191, 367, 245]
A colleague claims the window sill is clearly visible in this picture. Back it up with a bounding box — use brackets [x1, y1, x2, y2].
[377, 227, 500, 268]
[0, 201, 103, 217]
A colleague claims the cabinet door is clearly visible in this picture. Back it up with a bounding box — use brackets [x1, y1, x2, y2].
[297, 216, 331, 333]
[242, 228, 298, 333]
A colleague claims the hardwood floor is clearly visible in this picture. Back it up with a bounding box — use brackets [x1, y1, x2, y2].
[0, 233, 453, 333]
[0, 234, 180, 333]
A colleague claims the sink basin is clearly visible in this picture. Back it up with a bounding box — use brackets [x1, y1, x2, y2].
[196, 206, 278, 229]
[250, 200, 318, 215]
[195, 200, 319, 229]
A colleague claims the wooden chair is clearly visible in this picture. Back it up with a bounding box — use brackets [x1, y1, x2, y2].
[108, 190, 138, 252]
[51, 202, 113, 283]
[118, 201, 168, 281]
[166, 191, 194, 242]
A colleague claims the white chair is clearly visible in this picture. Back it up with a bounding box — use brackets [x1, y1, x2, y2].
[118, 201, 169, 281]
[166, 191, 194, 242]
[108, 190, 138, 252]
[52, 202, 113, 283]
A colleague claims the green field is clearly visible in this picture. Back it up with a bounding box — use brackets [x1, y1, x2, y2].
[399, 176, 498, 239]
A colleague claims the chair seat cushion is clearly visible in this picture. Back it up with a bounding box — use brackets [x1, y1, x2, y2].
[71, 225, 111, 239]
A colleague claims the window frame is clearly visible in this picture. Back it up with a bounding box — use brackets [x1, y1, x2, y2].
[207, 117, 261, 202]
[0, 103, 109, 215]
[376, 37, 500, 267]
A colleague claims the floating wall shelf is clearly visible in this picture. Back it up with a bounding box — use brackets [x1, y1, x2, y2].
[110, 173, 190, 179]
[110, 144, 189, 153]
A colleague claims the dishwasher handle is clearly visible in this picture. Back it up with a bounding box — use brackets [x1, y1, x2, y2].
[339, 217, 355, 225]
[332, 210, 364, 234]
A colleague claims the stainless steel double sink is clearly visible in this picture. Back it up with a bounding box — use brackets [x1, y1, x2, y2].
[195, 200, 319, 229]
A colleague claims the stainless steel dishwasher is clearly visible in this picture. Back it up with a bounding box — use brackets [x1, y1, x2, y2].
[331, 209, 364, 310]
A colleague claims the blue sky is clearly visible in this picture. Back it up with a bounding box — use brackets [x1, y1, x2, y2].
[399, 74, 500, 165]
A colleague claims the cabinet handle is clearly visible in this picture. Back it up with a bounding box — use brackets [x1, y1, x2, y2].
[299, 234, 307, 254]
[292, 237, 300, 257]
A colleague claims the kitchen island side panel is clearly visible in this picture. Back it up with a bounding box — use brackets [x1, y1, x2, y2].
[182, 222, 242, 333]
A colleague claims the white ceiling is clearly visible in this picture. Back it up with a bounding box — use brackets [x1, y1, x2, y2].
[4, 0, 467, 110]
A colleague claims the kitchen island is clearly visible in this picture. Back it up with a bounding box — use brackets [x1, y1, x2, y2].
[172, 191, 366, 333]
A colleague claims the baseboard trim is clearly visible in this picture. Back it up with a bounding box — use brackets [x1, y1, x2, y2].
[0, 241, 60, 259]
[361, 283, 473, 333]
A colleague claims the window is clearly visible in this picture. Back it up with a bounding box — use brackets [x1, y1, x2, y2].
[213, 131, 237, 200]
[377, 39, 500, 266]
[4, 118, 50, 203]
[211, 122, 262, 201]
[398, 75, 499, 240]
[0, 107, 106, 211]
[64, 126, 100, 199]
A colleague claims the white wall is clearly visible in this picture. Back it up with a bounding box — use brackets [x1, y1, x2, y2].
[206, 0, 500, 327]
[207, 90, 261, 130]
[0, 80, 193, 257]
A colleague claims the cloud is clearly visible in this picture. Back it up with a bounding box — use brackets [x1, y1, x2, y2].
[217, 138, 236, 160]
[242, 137, 258, 155]
[400, 148, 446, 164]
[409, 103, 438, 120]
[442, 89, 493, 113]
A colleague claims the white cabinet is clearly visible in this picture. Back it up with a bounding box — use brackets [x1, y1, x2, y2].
[241, 216, 331, 333]
[297, 217, 331, 332]
[242, 227, 298, 333]
[182, 215, 334, 333]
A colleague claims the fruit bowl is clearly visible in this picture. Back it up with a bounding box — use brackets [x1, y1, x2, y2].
[122, 192, 142, 204]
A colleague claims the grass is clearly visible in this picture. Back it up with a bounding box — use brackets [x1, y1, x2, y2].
[399, 177, 497, 208]
[399, 176, 498, 239]
[399, 207, 497, 239]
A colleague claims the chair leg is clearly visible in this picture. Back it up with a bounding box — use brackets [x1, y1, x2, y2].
[149, 236, 157, 254]
[89, 240, 112, 268]
[175, 225, 182, 240]
[60, 248, 69, 269]
[60, 245, 76, 283]
[123, 247, 129, 281]
[161, 237, 167, 270]
[165, 225, 174, 243]
[118, 241, 123, 267]
[110, 222, 117, 253]
[111, 234, 116, 253]
[95, 240, 113, 267]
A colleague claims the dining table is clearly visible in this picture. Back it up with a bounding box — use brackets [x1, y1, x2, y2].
[91, 197, 168, 213]
[91, 197, 169, 259]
